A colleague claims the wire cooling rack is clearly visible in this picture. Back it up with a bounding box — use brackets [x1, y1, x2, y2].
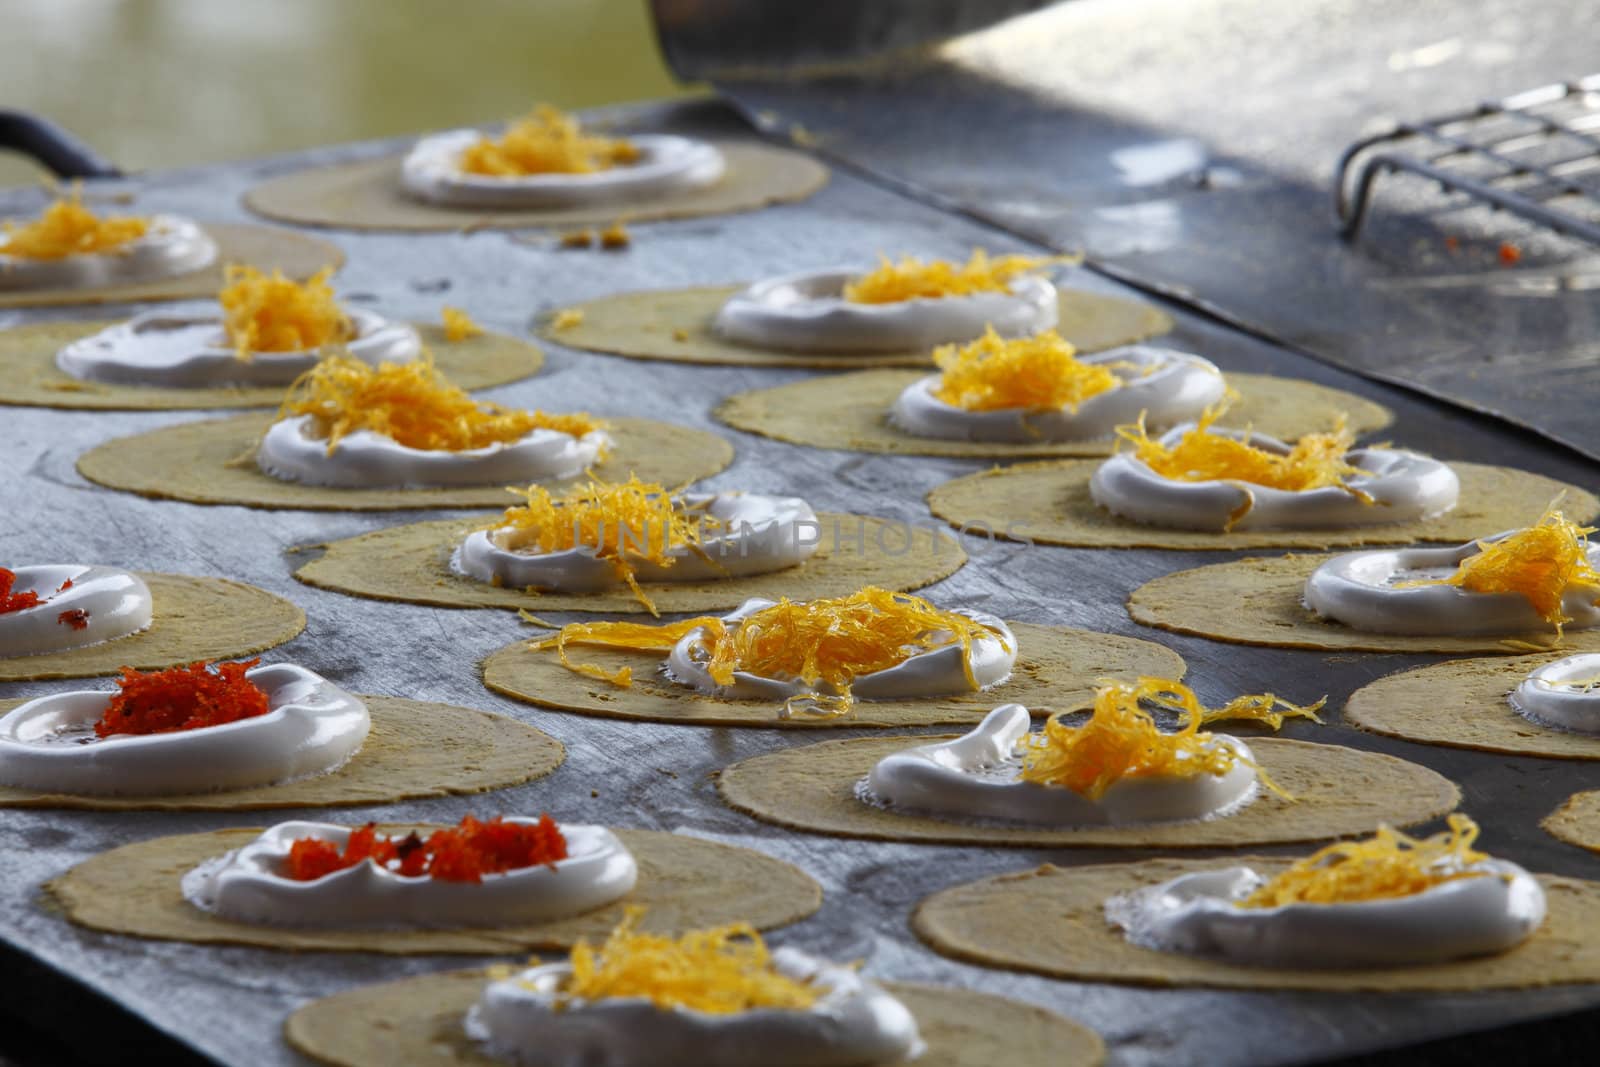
[1335, 74, 1600, 244]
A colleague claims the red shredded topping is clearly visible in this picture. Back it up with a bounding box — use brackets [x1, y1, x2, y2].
[0, 568, 43, 614]
[95, 659, 270, 738]
[1499, 241, 1522, 264]
[1, 571, 81, 614]
[57, 609, 90, 631]
[284, 814, 568, 884]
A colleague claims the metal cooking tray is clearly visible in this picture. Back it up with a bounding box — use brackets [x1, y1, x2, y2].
[2, 95, 1600, 1066]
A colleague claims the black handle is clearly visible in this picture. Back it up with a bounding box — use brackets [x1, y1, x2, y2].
[0, 110, 122, 179]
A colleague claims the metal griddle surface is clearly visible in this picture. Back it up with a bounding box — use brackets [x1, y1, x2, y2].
[2, 100, 1600, 1067]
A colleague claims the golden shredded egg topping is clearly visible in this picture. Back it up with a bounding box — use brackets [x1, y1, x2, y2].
[1240, 815, 1490, 908]
[1018, 676, 1322, 800]
[441, 306, 484, 342]
[460, 105, 641, 177]
[0, 192, 149, 260]
[1403, 502, 1600, 636]
[557, 907, 819, 1013]
[276, 352, 603, 454]
[1118, 404, 1372, 494]
[930, 326, 1119, 412]
[536, 586, 1008, 717]
[490, 475, 719, 613]
[842, 249, 1058, 304]
[220, 265, 352, 359]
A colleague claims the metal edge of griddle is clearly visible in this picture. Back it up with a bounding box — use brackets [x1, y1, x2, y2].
[0, 935, 217, 1067]
[1312, 998, 1600, 1067]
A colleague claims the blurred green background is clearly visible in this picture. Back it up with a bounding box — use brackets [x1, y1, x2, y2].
[0, 0, 692, 188]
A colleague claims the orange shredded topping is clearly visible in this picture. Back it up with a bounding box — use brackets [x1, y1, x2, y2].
[285, 814, 567, 884]
[219, 265, 352, 359]
[930, 326, 1118, 412]
[1118, 404, 1372, 498]
[536, 587, 1008, 717]
[490, 475, 719, 614]
[95, 659, 270, 738]
[843, 249, 1058, 304]
[1405, 503, 1600, 636]
[1240, 815, 1490, 907]
[460, 105, 641, 177]
[0, 192, 149, 260]
[0, 568, 43, 613]
[1, 571, 79, 617]
[559, 906, 818, 1013]
[599, 220, 631, 249]
[276, 352, 603, 454]
[441, 306, 484, 342]
[1018, 677, 1322, 801]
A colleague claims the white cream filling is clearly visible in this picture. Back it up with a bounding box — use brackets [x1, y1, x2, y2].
[55, 307, 421, 388]
[862, 703, 1257, 826]
[890, 345, 1226, 443]
[256, 414, 610, 489]
[0, 213, 216, 291]
[712, 267, 1058, 355]
[0, 564, 152, 658]
[0, 662, 368, 796]
[1304, 537, 1600, 635]
[465, 947, 924, 1067]
[1509, 654, 1600, 735]
[181, 819, 636, 928]
[401, 130, 725, 209]
[1105, 858, 1546, 969]
[1091, 427, 1460, 531]
[454, 491, 820, 593]
[665, 597, 1016, 706]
